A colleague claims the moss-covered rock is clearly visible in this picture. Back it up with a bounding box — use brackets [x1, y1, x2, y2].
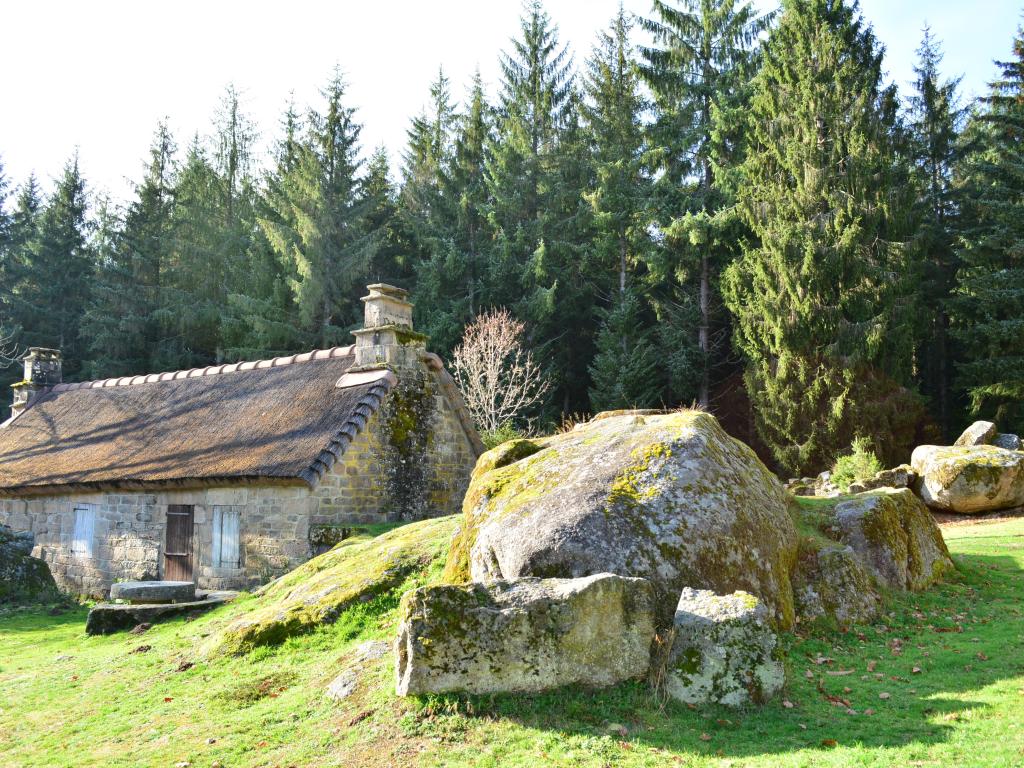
[209, 516, 457, 655]
[666, 588, 784, 707]
[833, 488, 953, 590]
[445, 410, 799, 628]
[912, 444, 1024, 513]
[394, 573, 656, 696]
[0, 524, 58, 604]
[792, 541, 881, 626]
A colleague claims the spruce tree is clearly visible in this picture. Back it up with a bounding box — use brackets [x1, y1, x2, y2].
[414, 71, 494, 356]
[589, 289, 661, 411]
[85, 123, 176, 377]
[259, 70, 376, 346]
[486, 1, 596, 416]
[722, 0, 922, 474]
[20, 155, 94, 380]
[582, 8, 659, 409]
[907, 28, 965, 438]
[639, 0, 770, 407]
[953, 28, 1024, 433]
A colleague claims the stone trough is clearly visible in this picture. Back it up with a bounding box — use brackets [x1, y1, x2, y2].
[86, 581, 237, 635]
[109, 580, 195, 604]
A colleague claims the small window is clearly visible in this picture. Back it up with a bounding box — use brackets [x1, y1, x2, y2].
[211, 506, 241, 568]
[72, 505, 95, 559]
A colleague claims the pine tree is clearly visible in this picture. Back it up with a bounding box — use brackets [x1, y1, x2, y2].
[907, 28, 966, 438]
[259, 70, 377, 346]
[3, 174, 42, 341]
[639, 0, 770, 407]
[953, 27, 1024, 433]
[20, 155, 94, 379]
[722, 0, 923, 474]
[364, 146, 413, 285]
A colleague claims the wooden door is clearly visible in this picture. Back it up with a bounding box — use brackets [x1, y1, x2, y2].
[164, 505, 195, 582]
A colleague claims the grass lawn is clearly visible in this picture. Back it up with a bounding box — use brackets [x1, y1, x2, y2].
[1, 517, 1023, 767]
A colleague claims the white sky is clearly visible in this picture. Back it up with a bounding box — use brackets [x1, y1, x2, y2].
[1, 0, 1020, 204]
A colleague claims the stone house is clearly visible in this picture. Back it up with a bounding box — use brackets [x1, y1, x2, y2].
[0, 285, 483, 597]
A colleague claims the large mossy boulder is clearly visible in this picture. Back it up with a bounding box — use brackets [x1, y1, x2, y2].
[210, 515, 457, 655]
[444, 411, 799, 627]
[911, 444, 1024, 514]
[0, 524, 58, 604]
[833, 488, 953, 590]
[395, 573, 655, 696]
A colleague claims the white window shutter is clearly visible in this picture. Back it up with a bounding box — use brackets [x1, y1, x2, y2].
[222, 509, 240, 568]
[72, 506, 95, 559]
[212, 506, 240, 569]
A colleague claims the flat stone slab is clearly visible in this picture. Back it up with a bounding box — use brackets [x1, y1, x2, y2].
[109, 580, 195, 604]
[86, 591, 237, 635]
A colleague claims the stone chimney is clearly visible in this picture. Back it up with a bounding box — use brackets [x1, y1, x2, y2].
[11, 348, 62, 418]
[352, 284, 426, 373]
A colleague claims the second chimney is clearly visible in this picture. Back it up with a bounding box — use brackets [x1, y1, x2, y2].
[11, 347, 62, 419]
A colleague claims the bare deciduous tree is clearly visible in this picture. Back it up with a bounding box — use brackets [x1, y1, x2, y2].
[0, 327, 19, 369]
[452, 308, 549, 434]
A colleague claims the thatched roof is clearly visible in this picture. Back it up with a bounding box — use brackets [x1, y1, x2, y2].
[0, 347, 397, 494]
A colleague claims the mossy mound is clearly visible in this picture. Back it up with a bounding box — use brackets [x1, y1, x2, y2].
[446, 410, 799, 628]
[911, 444, 1024, 513]
[209, 515, 457, 655]
[0, 524, 58, 604]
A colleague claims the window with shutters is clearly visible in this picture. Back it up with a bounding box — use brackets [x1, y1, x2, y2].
[211, 506, 241, 568]
[72, 505, 95, 559]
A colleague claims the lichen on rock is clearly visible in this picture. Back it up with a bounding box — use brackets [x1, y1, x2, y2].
[665, 588, 784, 707]
[912, 444, 1024, 514]
[833, 488, 953, 590]
[394, 573, 656, 696]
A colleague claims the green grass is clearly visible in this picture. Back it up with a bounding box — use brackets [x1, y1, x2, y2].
[2, 519, 1024, 767]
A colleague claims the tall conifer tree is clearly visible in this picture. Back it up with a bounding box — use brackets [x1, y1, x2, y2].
[20, 155, 94, 379]
[953, 28, 1024, 433]
[583, 8, 660, 409]
[640, 0, 769, 407]
[722, 0, 922, 474]
[907, 28, 965, 437]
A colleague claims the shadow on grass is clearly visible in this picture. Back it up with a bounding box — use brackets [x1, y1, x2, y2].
[406, 550, 1024, 761]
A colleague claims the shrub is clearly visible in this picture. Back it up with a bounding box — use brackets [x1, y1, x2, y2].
[831, 437, 883, 491]
[481, 422, 527, 450]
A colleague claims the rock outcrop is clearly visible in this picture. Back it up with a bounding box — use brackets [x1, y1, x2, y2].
[832, 489, 953, 590]
[911, 444, 1024, 514]
[0, 524, 57, 603]
[954, 420, 998, 447]
[666, 588, 784, 707]
[792, 544, 882, 625]
[394, 573, 655, 696]
[444, 410, 799, 627]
